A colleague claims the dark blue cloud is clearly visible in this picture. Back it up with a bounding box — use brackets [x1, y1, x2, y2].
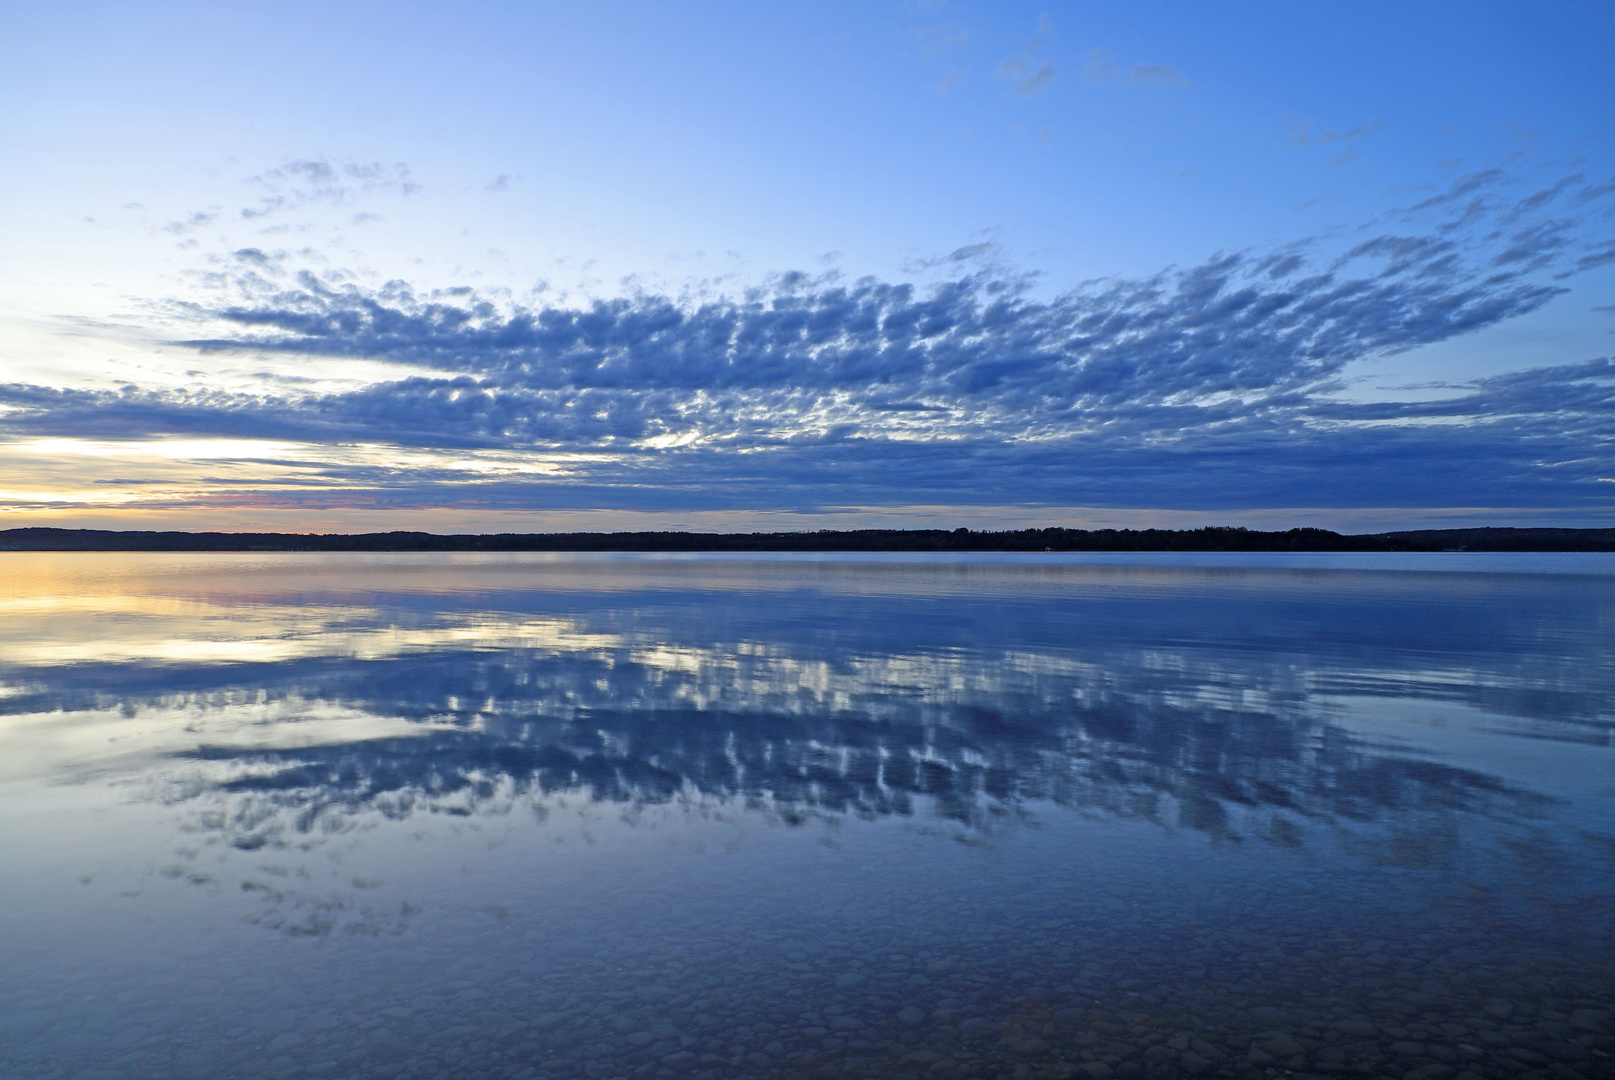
[3, 169, 1613, 514]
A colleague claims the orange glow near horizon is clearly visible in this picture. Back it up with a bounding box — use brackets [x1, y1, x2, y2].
[3, 503, 1608, 536]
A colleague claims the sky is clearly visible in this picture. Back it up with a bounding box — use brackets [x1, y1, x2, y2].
[2, 0, 1613, 534]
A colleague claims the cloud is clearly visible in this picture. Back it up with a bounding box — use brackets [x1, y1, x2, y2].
[1128, 64, 1189, 88]
[1561, 238, 1615, 278]
[944, 241, 999, 263]
[1083, 48, 1118, 83]
[1290, 120, 1382, 147]
[997, 26, 1054, 97]
[1400, 167, 1504, 217]
[998, 56, 1053, 97]
[5, 169, 1612, 516]
[239, 160, 419, 221]
[162, 210, 218, 234]
[932, 67, 967, 93]
[1284, 121, 1380, 170]
[1083, 50, 1188, 91]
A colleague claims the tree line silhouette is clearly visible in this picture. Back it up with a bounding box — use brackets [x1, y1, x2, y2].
[5, 525, 1613, 552]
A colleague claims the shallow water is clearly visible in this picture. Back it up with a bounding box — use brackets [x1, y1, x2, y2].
[1, 552, 1611, 1080]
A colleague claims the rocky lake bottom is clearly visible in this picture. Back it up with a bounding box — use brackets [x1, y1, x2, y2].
[0, 552, 1610, 1080]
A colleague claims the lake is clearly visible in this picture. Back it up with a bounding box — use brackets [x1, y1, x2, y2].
[1, 552, 1611, 1080]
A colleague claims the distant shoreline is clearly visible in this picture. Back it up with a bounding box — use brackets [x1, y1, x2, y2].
[2, 525, 1613, 553]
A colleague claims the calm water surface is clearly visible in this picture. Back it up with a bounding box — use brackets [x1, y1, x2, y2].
[1, 552, 1611, 1080]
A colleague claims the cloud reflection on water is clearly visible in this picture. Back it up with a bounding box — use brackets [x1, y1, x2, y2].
[3, 556, 1608, 901]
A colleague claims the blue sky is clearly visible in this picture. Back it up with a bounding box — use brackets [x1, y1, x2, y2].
[2, 0, 1612, 532]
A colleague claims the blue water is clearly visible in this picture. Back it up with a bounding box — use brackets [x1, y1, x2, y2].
[1, 552, 1611, 1080]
